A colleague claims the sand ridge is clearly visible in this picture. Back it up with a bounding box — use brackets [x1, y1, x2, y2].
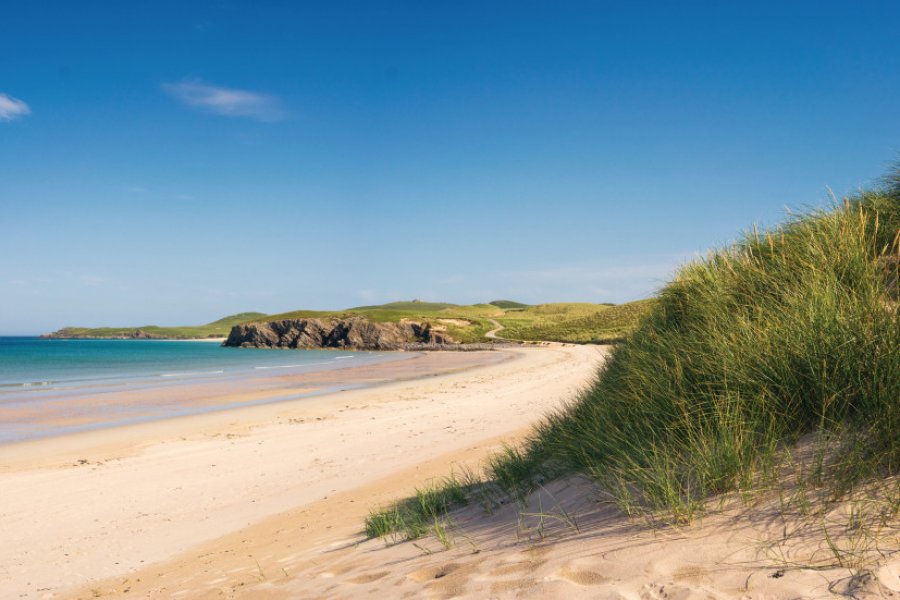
[234, 478, 900, 600]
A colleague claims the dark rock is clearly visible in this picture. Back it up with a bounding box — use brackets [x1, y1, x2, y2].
[223, 317, 451, 351]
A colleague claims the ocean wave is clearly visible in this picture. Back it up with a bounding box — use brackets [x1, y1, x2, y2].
[0, 380, 55, 388]
[254, 361, 332, 370]
[160, 370, 225, 378]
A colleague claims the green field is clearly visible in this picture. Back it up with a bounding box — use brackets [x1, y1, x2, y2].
[494, 300, 655, 343]
[240, 298, 651, 344]
[51, 299, 651, 344]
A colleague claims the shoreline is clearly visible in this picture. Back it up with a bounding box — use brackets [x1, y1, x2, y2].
[1, 343, 608, 598]
[0, 347, 504, 448]
[0, 349, 510, 469]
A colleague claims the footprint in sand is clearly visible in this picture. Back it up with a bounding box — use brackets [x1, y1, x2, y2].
[489, 561, 541, 577]
[639, 581, 728, 600]
[490, 577, 537, 594]
[347, 571, 389, 584]
[556, 564, 610, 586]
[672, 565, 709, 584]
[408, 563, 463, 583]
[408, 562, 480, 598]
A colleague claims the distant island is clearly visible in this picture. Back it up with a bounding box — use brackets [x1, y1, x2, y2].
[44, 299, 654, 346]
[43, 312, 269, 340]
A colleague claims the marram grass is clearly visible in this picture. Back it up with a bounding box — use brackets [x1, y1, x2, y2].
[519, 169, 900, 521]
[366, 167, 899, 540]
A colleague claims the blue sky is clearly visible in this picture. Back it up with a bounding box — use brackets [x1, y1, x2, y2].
[1, 1, 898, 334]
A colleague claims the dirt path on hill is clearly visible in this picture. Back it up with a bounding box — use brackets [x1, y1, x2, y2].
[485, 318, 506, 339]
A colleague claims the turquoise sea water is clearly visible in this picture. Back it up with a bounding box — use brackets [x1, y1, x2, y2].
[0, 337, 383, 388]
[0, 337, 406, 444]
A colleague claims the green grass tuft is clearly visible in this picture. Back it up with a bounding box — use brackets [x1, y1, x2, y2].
[365, 472, 476, 543]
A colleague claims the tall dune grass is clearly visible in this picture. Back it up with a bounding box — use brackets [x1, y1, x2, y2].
[509, 171, 900, 520]
[366, 169, 899, 541]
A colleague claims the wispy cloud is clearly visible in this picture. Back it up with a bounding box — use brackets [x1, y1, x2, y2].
[162, 80, 286, 122]
[499, 253, 699, 302]
[505, 251, 698, 283]
[504, 260, 685, 285]
[0, 93, 31, 121]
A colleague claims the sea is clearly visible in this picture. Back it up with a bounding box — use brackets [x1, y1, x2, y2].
[0, 337, 406, 444]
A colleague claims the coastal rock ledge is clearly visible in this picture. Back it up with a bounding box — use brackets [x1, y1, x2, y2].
[223, 317, 451, 351]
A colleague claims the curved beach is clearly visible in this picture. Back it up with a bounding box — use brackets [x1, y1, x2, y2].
[0, 343, 607, 598]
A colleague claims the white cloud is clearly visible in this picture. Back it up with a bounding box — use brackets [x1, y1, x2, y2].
[0, 93, 31, 121]
[162, 80, 286, 122]
[504, 254, 694, 285]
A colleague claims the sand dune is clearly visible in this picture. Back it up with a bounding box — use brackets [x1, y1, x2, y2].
[277, 476, 900, 599]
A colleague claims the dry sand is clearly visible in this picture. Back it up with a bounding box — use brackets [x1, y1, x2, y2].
[4, 343, 898, 600]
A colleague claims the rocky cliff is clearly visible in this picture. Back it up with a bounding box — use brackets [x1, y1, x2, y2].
[223, 317, 452, 350]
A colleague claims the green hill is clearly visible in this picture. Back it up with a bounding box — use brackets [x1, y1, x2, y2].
[488, 300, 530, 309]
[249, 299, 650, 344]
[493, 300, 654, 343]
[245, 301, 498, 343]
[49, 299, 652, 344]
[48, 312, 268, 339]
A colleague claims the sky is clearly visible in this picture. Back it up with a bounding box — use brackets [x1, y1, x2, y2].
[1, 1, 898, 335]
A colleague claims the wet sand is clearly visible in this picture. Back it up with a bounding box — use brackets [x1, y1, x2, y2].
[0, 350, 509, 450]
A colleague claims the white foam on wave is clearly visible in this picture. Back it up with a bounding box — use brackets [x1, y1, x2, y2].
[255, 361, 332, 370]
[160, 370, 225, 378]
[334, 356, 354, 360]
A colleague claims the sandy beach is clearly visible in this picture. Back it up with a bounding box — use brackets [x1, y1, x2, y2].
[0, 343, 607, 598]
[6, 342, 897, 600]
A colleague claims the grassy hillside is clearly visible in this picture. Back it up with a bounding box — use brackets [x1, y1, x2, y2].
[495, 300, 654, 343]
[257, 299, 650, 344]
[50, 312, 268, 339]
[489, 299, 530, 309]
[51, 298, 651, 344]
[256, 301, 501, 343]
[366, 167, 900, 549]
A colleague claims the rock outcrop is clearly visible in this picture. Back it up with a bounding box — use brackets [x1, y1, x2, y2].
[223, 317, 451, 350]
